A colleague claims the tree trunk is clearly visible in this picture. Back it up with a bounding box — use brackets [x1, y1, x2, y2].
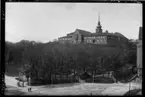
[71, 74, 72, 83]
[91, 69, 93, 77]
[67, 73, 69, 82]
[93, 70, 95, 82]
[54, 71, 56, 84]
[36, 71, 38, 79]
[49, 73, 51, 84]
[73, 69, 76, 82]
[50, 65, 53, 84]
[108, 72, 110, 78]
[60, 72, 62, 83]
[51, 74, 53, 84]
[84, 68, 86, 72]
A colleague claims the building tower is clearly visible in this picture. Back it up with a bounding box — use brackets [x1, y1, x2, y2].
[96, 13, 102, 33]
[137, 27, 142, 81]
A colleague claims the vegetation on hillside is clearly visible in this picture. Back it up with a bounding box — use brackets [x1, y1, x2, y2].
[5, 40, 137, 84]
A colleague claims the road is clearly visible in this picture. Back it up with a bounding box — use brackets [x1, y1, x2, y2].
[5, 75, 142, 96]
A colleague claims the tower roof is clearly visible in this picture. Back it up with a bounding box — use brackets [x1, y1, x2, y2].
[97, 13, 101, 26]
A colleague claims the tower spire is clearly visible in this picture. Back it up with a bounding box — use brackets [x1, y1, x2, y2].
[96, 12, 102, 33]
[98, 12, 101, 26]
[98, 12, 100, 22]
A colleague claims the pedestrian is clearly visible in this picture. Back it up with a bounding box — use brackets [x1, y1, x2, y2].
[28, 77, 31, 92]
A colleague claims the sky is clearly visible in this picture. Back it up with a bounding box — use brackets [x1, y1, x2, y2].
[6, 3, 142, 43]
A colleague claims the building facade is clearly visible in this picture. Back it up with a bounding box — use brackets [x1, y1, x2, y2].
[58, 16, 129, 47]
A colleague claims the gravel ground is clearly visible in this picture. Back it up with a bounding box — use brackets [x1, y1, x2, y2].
[5, 75, 142, 96]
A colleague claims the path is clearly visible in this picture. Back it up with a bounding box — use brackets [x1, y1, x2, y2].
[5, 75, 142, 95]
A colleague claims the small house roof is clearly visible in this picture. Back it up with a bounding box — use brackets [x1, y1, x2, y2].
[79, 72, 92, 80]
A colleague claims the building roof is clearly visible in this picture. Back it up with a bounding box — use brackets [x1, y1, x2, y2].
[83, 32, 128, 39]
[67, 29, 91, 36]
[59, 29, 128, 40]
[139, 27, 142, 40]
[67, 32, 75, 36]
[114, 32, 126, 38]
[59, 35, 72, 39]
[75, 29, 91, 35]
[83, 33, 112, 37]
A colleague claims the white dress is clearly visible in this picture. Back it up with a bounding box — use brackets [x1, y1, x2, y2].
[28, 78, 31, 88]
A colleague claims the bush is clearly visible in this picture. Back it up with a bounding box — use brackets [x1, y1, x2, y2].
[85, 76, 114, 83]
[30, 77, 79, 86]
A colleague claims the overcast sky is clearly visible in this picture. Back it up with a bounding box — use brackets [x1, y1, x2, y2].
[6, 3, 142, 43]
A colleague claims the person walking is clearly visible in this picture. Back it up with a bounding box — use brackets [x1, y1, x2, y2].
[28, 77, 31, 92]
